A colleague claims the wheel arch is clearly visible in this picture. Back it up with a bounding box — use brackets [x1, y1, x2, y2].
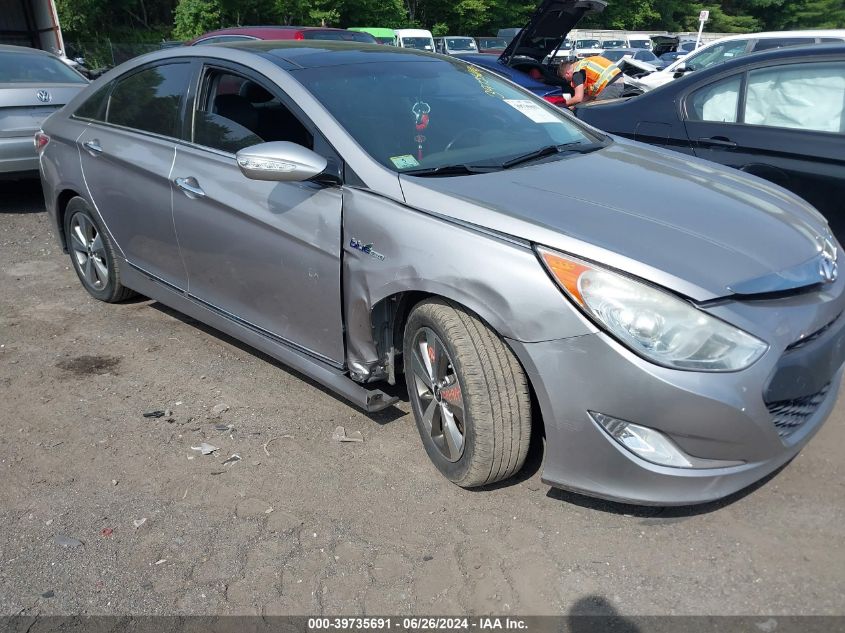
[55, 188, 84, 252]
[368, 288, 548, 442]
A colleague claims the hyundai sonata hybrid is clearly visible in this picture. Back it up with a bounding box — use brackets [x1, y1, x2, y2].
[38, 40, 845, 505]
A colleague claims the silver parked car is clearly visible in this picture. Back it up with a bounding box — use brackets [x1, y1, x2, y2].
[1, 44, 87, 177]
[38, 39, 845, 505]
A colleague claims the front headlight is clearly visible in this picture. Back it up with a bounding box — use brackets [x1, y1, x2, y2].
[538, 247, 768, 371]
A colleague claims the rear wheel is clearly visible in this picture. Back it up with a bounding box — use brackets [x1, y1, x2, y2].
[403, 299, 531, 487]
[64, 197, 136, 303]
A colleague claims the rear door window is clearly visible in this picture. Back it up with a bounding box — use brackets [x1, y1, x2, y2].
[107, 63, 192, 138]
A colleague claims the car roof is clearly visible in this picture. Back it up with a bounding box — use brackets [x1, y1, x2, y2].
[213, 39, 441, 68]
[710, 29, 845, 41]
[698, 41, 845, 68]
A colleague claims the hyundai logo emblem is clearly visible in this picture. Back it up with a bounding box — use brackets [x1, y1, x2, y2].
[36, 90, 52, 103]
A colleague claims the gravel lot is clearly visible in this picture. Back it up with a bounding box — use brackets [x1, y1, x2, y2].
[1, 179, 844, 618]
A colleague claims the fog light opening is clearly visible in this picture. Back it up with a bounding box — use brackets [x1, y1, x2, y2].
[590, 411, 693, 468]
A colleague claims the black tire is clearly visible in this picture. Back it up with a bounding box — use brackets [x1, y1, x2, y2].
[63, 197, 136, 303]
[403, 299, 531, 487]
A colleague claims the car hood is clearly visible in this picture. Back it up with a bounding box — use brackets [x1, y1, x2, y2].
[398, 139, 830, 301]
[500, 0, 607, 65]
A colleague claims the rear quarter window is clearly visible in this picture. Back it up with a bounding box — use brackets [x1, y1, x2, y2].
[74, 82, 112, 121]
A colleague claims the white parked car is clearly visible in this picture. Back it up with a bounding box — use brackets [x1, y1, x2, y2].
[638, 29, 845, 91]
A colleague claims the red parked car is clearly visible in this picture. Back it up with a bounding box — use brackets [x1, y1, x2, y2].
[188, 26, 377, 46]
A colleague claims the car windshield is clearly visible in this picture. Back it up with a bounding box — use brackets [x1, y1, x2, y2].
[629, 40, 650, 49]
[294, 59, 602, 173]
[376, 37, 395, 45]
[602, 50, 628, 61]
[602, 40, 624, 48]
[402, 37, 433, 50]
[479, 38, 507, 48]
[576, 40, 601, 48]
[447, 38, 476, 50]
[684, 39, 749, 71]
[636, 51, 658, 61]
[0, 51, 86, 84]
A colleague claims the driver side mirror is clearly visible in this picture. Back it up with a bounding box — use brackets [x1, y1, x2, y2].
[673, 62, 688, 78]
[236, 141, 328, 182]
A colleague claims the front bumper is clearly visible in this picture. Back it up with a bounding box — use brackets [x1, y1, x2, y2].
[0, 135, 38, 174]
[508, 324, 844, 506]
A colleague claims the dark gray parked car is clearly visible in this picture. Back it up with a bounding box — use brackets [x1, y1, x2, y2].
[37, 40, 845, 505]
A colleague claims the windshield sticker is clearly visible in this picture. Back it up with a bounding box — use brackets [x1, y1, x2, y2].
[390, 155, 420, 169]
[504, 99, 560, 124]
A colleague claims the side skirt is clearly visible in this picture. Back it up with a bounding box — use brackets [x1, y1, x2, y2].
[122, 265, 399, 413]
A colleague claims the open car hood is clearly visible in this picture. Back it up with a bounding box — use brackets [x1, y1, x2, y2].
[499, 0, 607, 65]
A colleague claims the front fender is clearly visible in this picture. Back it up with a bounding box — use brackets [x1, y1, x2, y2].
[342, 188, 595, 378]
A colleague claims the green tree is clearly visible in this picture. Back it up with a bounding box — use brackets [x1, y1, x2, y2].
[173, 0, 222, 38]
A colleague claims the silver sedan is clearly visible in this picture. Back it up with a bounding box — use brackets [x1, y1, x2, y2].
[1, 44, 87, 176]
[37, 38, 845, 506]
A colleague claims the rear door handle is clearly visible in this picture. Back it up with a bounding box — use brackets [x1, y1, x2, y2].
[83, 140, 103, 155]
[174, 177, 206, 199]
[698, 136, 737, 149]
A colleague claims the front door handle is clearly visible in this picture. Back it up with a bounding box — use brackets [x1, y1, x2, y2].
[698, 136, 737, 149]
[83, 140, 103, 155]
[174, 176, 206, 199]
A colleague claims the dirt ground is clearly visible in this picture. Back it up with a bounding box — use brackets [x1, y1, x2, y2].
[1, 179, 844, 618]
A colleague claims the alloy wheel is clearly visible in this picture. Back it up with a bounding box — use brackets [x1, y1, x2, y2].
[69, 213, 108, 291]
[409, 327, 466, 462]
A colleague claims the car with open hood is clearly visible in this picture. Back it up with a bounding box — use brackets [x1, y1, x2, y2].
[460, 0, 606, 102]
[37, 39, 845, 506]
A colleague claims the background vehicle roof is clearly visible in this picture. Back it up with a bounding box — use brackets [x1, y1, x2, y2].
[193, 26, 358, 40]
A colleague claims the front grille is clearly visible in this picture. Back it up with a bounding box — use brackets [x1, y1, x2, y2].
[767, 382, 831, 440]
[786, 313, 842, 351]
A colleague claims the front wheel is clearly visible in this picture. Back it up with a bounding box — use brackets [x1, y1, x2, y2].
[403, 299, 532, 487]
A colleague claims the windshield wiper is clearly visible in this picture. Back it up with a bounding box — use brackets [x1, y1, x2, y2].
[402, 164, 500, 177]
[500, 142, 603, 169]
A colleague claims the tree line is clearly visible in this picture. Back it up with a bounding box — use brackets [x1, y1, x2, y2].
[56, 0, 845, 43]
